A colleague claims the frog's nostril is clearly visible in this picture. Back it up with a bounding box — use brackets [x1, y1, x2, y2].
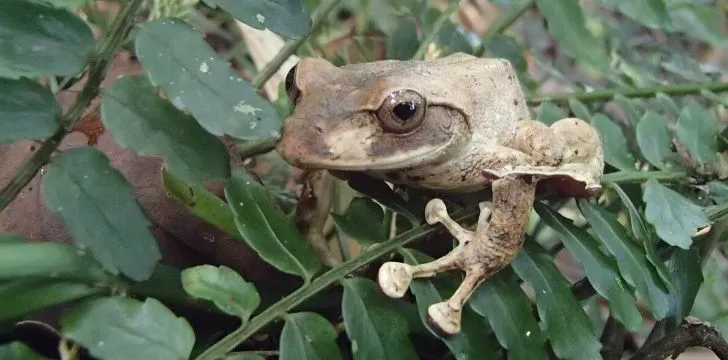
[313, 125, 323, 134]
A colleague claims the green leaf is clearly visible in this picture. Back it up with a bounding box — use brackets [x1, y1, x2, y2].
[135, 18, 281, 140]
[0, 78, 61, 144]
[664, 248, 702, 328]
[101, 75, 230, 184]
[613, 95, 642, 126]
[636, 111, 681, 170]
[225, 355, 265, 360]
[578, 200, 671, 319]
[41, 147, 161, 281]
[643, 178, 710, 249]
[201, 0, 311, 38]
[537, 102, 567, 126]
[597, 0, 671, 30]
[0, 279, 101, 322]
[399, 249, 498, 360]
[671, 5, 728, 49]
[675, 103, 718, 168]
[610, 184, 673, 289]
[386, 20, 419, 60]
[707, 181, 728, 204]
[0, 241, 107, 281]
[332, 197, 388, 245]
[280, 312, 342, 360]
[181, 265, 260, 321]
[591, 113, 636, 171]
[61, 297, 195, 360]
[535, 0, 609, 70]
[470, 269, 548, 360]
[0, 0, 95, 76]
[225, 171, 320, 281]
[655, 92, 680, 116]
[0, 342, 45, 360]
[342, 278, 418, 360]
[161, 168, 241, 240]
[535, 203, 642, 331]
[568, 99, 591, 121]
[484, 35, 528, 75]
[511, 242, 602, 360]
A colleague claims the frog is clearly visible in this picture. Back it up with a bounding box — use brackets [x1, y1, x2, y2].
[276, 52, 604, 335]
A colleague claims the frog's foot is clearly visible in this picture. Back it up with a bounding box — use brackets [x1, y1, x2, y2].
[378, 198, 496, 335]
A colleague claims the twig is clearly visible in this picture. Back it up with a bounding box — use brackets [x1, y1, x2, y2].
[0, 0, 144, 213]
[527, 81, 728, 105]
[631, 318, 728, 360]
[473, 0, 535, 56]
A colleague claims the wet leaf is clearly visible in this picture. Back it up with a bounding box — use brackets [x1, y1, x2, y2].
[135, 18, 281, 140]
[41, 147, 161, 281]
[0, 342, 45, 360]
[280, 312, 342, 360]
[101, 75, 230, 184]
[664, 248, 702, 329]
[643, 179, 710, 249]
[181, 265, 260, 321]
[225, 171, 320, 282]
[201, 0, 311, 38]
[535, 203, 642, 331]
[61, 297, 195, 360]
[0, 0, 94, 75]
[0, 78, 61, 144]
[342, 278, 418, 360]
[511, 242, 602, 360]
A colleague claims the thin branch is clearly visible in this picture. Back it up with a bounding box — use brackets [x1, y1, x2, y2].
[473, 0, 535, 56]
[527, 81, 728, 105]
[0, 0, 144, 213]
[631, 318, 728, 360]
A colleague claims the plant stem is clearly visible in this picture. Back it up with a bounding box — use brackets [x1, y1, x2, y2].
[601, 171, 690, 184]
[411, 1, 460, 61]
[194, 209, 478, 360]
[250, 0, 343, 89]
[527, 81, 728, 105]
[0, 0, 144, 213]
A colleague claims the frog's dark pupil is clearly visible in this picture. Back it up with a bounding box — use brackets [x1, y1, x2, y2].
[393, 102, 417, 121]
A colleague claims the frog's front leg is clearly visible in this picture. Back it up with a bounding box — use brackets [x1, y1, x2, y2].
[377, 176, 536, 335]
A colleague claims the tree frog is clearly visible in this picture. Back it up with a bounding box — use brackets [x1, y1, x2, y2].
[277, 53, 604, 335]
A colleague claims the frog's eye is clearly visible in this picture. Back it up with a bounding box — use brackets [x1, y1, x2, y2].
[285, 64, 300, 104]
[376, 90, 426, 133]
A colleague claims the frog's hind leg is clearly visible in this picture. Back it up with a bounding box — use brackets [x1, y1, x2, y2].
[377, 176, 536, 335]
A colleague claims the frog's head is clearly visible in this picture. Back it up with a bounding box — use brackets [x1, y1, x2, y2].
[276, 56, 473, 172]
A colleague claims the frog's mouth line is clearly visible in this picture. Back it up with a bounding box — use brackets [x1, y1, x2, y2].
[289, 142, 449, 172]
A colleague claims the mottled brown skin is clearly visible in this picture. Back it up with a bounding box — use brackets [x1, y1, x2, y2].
[277, 53, 604, 335]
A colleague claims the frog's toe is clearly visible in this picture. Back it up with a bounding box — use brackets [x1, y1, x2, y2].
[425, 198, 448, 225]
[378, 262, 414, 298]
[427, 302, 461, 335]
